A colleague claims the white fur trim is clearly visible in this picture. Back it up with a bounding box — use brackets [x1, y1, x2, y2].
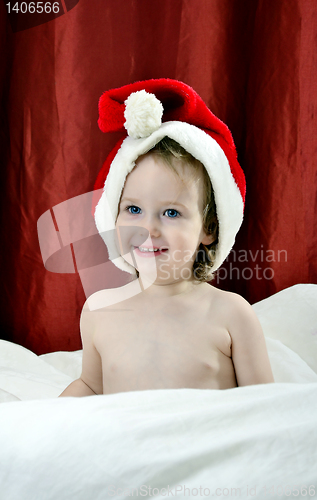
[95, 121, 244, 275]
[124, 90, 163, 139]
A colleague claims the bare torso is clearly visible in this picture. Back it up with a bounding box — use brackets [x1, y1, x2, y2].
[91, 282, 237, 394]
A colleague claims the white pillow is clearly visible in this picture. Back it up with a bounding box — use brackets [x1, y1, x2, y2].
[253, 284, 317, 374]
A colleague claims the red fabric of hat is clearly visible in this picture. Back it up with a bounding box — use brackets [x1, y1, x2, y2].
[94, 79, 245, 202]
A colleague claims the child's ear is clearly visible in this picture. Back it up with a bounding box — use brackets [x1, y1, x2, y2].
[201, 219, 218, 246]
[201, 233, 216, 245]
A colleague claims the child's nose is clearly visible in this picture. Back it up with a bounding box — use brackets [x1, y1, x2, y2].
[142, 215, 161, 238]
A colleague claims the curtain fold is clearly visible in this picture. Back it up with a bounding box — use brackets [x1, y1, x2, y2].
[0, 0, 316, 354]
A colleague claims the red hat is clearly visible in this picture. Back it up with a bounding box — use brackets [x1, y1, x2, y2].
[94, 78, 245, 275]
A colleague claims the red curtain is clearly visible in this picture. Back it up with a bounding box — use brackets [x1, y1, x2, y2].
[1, 0, 316, 354]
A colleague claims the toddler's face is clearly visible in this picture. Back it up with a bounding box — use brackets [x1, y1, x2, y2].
[115, 154, 214, 285]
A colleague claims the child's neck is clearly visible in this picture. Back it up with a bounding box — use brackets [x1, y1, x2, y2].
[138, 276, 202, 298]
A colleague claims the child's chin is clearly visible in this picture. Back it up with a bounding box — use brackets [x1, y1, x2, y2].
[121, 254, 158, 282]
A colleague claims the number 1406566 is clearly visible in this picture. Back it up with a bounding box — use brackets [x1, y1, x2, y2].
[6, 2, 60, 14]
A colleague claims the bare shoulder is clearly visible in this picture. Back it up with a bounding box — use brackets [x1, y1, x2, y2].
[206, 285, 251, 309]
[83, 280, 142, 312]
[206, 286, 260, 333]
[223, 291, 262, 337]
[79, 288, 122, 338]
[80, 296, 98, 341]
[206, 288, 274, 386]
[80, 280, 142, 340]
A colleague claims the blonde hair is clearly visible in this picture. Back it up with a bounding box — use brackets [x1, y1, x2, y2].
[149, 137, 218, 281]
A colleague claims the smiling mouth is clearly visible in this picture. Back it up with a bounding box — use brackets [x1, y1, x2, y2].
[133, 246, 168, 256]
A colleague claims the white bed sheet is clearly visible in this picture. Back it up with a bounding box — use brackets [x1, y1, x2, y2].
[0, 284, 316, 499]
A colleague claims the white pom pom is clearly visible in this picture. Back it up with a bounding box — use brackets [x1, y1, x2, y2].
[124, 90, 163, 139]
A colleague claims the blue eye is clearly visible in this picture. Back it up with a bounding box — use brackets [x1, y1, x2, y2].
[127, 205, 141, 215]
[165, 209, 180, 218]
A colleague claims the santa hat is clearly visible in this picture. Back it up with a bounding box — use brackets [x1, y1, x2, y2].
[94, 78, 246, 275]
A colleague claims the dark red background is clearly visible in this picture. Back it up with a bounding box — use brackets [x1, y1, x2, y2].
[0, 0, 316, 354]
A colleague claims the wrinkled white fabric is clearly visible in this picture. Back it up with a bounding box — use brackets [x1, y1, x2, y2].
[0, 385, 316, 499]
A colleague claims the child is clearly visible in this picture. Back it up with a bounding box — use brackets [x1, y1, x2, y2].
[60, 79, 274, 397]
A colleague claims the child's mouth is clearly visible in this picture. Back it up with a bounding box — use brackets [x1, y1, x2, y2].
[133, 246, 168, 257]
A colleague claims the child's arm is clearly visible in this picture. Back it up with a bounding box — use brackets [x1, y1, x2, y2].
[227, 294, 274, 386]
[59, 302, 103, 397]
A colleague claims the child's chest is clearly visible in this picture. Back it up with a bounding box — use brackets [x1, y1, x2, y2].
[93, 300, 236, 392]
